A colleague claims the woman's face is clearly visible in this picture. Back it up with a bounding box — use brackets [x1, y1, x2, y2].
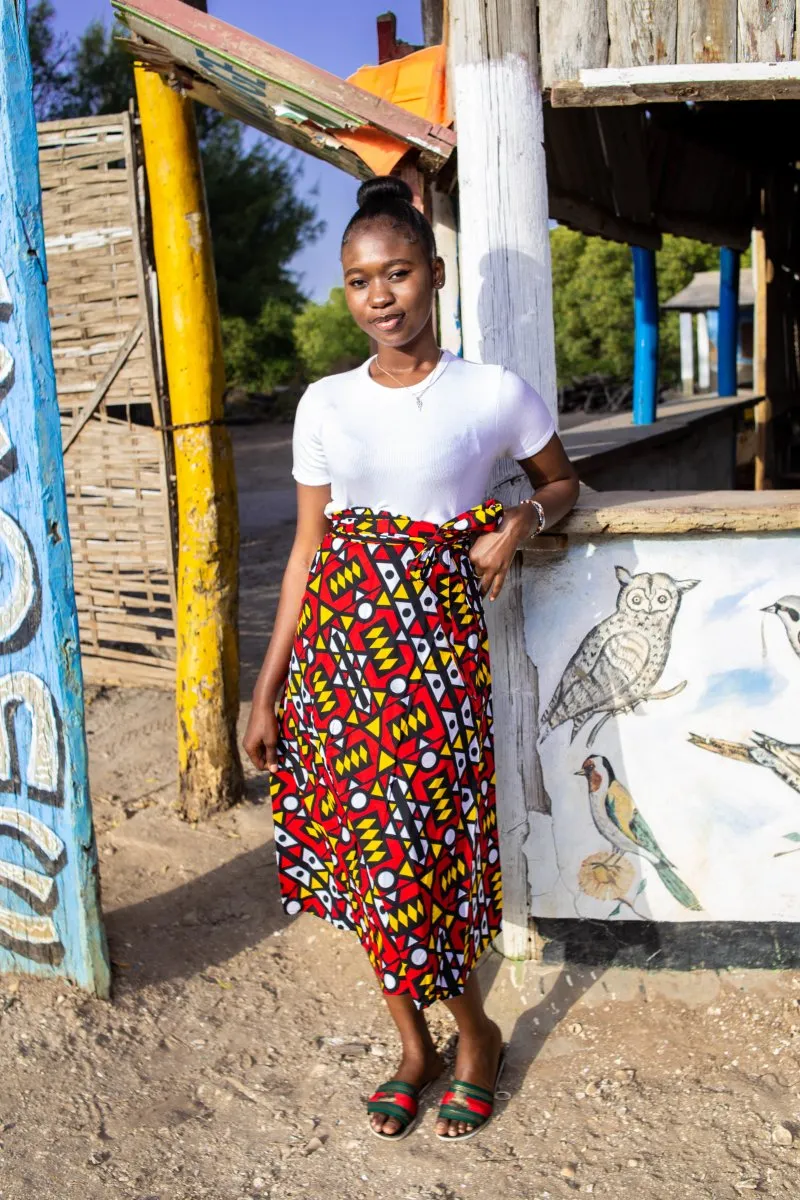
[341, 217, 444, 349]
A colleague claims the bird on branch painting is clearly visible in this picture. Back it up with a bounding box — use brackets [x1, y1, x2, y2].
[762, 595, 800, 660]
[541, 566, 699, 747]
[575, 754, 702, 912]
[689, 730, 800, 796]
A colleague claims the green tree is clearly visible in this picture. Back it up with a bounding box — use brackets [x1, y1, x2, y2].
[293, 288, 370, 381]
[551, 226, 727, 390]
[28, 3, 323, 393]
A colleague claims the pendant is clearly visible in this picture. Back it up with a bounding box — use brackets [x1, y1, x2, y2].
[416, 396, 423, 411]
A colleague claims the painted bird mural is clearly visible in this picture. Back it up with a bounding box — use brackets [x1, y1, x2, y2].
[541, 566, 699, 746]
[575, 754, 702, 911]
[689, 730, 800, 796]
[762, 595, 800, 660]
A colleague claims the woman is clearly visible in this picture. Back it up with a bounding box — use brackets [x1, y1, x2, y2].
[243, 176, 579, 1142]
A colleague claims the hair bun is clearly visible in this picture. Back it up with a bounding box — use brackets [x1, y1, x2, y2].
[356, 175, 413, 209]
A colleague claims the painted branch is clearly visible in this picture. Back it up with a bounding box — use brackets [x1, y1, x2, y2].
[134, 66, 243, 819]
[0, 0, 109, 993]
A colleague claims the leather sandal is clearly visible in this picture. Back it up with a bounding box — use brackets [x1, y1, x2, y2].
[367, 1077, 433, 1141]
[436, 1044, 507, 1141]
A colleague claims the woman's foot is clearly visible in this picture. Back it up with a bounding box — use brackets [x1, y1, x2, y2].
[434, 1018, 503, 1138]
[369, 1048, 444, 1137]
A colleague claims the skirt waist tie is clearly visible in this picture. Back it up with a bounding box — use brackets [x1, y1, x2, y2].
[329, 500, 504, 580]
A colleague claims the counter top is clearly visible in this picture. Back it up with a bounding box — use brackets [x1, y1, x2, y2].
[534, 487, 799, 541]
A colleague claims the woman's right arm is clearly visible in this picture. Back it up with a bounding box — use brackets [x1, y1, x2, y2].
[242, 482, 332, 773]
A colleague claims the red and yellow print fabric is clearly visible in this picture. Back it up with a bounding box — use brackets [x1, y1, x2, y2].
[269, 501, 504, 1008]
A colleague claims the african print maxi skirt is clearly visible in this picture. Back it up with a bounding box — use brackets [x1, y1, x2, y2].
[269, 501, 504, 1008]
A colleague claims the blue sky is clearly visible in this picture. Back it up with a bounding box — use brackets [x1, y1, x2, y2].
[51, 1, 425, 300]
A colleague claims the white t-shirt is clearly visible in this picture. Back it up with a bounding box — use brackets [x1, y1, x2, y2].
[291, 349, 555, 525]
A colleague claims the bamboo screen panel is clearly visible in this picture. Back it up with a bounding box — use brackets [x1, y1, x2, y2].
[37, 113, 177, 688]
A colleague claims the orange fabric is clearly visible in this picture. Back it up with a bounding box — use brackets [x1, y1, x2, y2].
[338, 43, 448, 176]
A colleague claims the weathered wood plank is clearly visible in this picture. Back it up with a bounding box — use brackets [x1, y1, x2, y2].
[539, 0, 608, 87]
[737, 0, 795, 60]
[528, 486, 800, 539]
[551, 59, 800, 104]
[0, 0, 109, 993]
[677, 0, 737, 61]
[608, 0, 678, 65]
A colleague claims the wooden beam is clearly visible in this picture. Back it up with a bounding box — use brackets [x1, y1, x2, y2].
[420, 0, 444, 47]
[752, 228, 772, 489]
[677, 0, 737, 63]
[0, 0, 109, 993]
[135, 65, 244, 819]
[550, 60, 800, 106]
[449, 0, 557, 961]
[539, 0, 608, 89]
[549, 190, 662, 249]
[431, 188, 462, 354]
[114, 0, 455, 169]
[737, 0, 795, 61]
[608, 0, 678, 67]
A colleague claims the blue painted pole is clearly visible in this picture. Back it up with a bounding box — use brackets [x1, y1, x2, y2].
[718, 247, 740, 397]
[0, 0, 109, 993]
[631, 245, 659, 425]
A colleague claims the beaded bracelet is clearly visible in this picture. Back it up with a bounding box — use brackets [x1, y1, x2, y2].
[520, 497, 546, 536]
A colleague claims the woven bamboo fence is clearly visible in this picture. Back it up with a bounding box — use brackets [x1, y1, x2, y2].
[37, 111, 177, 688]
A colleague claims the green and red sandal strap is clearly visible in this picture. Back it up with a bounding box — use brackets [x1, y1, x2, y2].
[366, 1079, 420, 1132]
[437, 1078, 496, 1128]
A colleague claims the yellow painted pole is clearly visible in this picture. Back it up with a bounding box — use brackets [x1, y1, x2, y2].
[134, 65, 243, 818]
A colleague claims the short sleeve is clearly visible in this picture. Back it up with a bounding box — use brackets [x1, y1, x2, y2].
[291, 383, 331, 486]
[496, 368, 556, 460]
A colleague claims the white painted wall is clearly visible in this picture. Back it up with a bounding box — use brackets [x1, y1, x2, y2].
[524, 534, 800, 922]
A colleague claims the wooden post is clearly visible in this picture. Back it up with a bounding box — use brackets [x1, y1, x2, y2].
[431, 188, 462, 355]
[449, 0, 556, 961]
[752, 228, 772, 489]
[134, 65, 243, 819]
[680, 311, 695, 395]
[697, 311, 711, 391]
[718, 246, 740, 397]
[0, 0, 109, 993]
[632, 246, 659, 424]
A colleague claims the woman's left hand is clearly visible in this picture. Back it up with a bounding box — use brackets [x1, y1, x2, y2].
[468, 506, 535, 601]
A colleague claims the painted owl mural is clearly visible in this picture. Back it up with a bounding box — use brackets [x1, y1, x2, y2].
[541, 566, 698, 747]
[526, 535, 800, 925]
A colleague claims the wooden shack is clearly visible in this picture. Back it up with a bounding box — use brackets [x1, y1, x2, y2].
[111, 0, 800, 964]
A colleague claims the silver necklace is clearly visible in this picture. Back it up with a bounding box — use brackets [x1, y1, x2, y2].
[372, 349, 444, 411]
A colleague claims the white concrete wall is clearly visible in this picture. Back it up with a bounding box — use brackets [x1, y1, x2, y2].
[523, 533, 800, 923]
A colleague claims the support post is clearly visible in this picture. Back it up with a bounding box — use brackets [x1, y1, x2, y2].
[449, 0, 556, 960]
[679, 311, 695, 395]
[631, 245, 659, 424]
[134, 65, 243, 819]
[718, 246, 740, 397]
[752, 229, 772, 489]
[431, 188, 462, 355]
[697, 312, 711, 390]
[0, 0, 108, 992]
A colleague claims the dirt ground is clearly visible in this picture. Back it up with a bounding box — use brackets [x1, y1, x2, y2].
[2, 424, 799, 1199]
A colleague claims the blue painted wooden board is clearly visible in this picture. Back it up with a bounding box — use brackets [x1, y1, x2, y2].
[0, 0, 109, 994]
